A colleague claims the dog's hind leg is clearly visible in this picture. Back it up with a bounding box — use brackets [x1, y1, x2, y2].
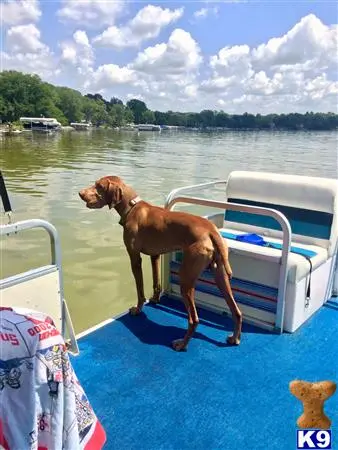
[149, 255, 161, 304]
[212, 263, 242, 345]
[172, 246, 211, 352]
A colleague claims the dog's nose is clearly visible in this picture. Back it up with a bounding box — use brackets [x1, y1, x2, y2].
[79, 190, 85, 200]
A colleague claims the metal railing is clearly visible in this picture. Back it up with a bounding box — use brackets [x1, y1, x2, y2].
[165, 179, 228, 207]
[1, 219, 79, 354]
[1, 219, 62, 267]
[164, 182, 292, 333]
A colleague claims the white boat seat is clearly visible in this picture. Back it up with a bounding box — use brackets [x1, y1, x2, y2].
[224, 171, 337, 255]
[165, 170, 338, 333]
[220, 227, 328, 284]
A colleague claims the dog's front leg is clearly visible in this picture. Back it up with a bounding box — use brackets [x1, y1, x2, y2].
[149, 255, 161, 304]
[128, 252, 146, 316]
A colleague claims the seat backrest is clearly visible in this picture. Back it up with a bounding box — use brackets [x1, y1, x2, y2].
[224, 171, 338, 255]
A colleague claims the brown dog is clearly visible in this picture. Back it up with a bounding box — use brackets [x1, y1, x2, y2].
[79, 176, 242, 351]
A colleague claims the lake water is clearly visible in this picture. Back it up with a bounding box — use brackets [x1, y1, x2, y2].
[1, 129, 337, 333]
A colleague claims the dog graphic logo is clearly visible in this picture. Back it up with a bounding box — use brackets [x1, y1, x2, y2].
[290, 380, 336, 449]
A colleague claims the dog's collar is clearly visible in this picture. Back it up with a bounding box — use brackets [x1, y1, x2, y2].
[129, 196, 141, 207]
[118, 196, 142, 226]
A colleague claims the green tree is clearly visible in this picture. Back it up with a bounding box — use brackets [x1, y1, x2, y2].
[82, 97, 98, 123]
[154, 111, 168, 125]
[85, 93, 105, 103]
[185, 113, 200, 128]
[55, 86, 84, 123]
[0, 71, 49, 120]
[215, 111, 231, 128]
[142, 110, 155, 123]
[126, 99, 148, 124]
[90, 100, 108, 127]
[167, 112, 187, 127]
[199, 109, 215, 128]
[0, 95, 8, 120]
[109, 104, 125, 127]
[240, 112, 257, 129]
[35, 82, 67, 124]
[124, 107, 134, 124]
[109, 97, 123, 106]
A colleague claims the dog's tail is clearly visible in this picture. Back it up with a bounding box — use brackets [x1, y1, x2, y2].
[210, 230, 233, 278]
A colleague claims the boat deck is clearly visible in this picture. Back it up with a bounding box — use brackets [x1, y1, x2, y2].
[71, 295, 338, 450]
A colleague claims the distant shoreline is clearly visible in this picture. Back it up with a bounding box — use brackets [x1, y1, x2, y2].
[1, 70, 337, 132]
[158, 126, 338, 132]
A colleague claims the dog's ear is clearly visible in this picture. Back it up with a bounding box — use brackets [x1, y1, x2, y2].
[107, 182, 123, 209]
[97, 178, 123, 209]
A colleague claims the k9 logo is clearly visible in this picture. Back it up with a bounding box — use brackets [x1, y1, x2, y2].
[297, 430, 332, 449]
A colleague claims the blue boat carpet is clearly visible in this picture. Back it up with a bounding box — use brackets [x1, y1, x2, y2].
[71, 296, 338, 450]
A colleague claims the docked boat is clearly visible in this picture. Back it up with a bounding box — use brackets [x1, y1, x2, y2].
[119, 125, 137, 131]
[0, 128, 22, 136]
[161, 125, 180, 130]
[19, 117, 62, 133]
[137, 123, 161, 131]
[70, 121, 92, 130]
[1, 170, 337, 450]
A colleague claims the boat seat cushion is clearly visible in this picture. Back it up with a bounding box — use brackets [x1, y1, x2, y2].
[220, 227, 328, 284]
[224, 171, 338, 256]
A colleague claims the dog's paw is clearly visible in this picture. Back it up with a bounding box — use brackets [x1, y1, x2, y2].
[226, 335, 240, 346]
[172, 339, 187, 352]
[129, 306, 141, 316]
[149, 287, 162, 304]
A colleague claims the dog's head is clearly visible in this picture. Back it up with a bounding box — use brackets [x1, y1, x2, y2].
[79, 176, 124, 209]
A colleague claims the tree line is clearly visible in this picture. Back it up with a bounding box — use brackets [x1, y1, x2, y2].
[0, 71, 337, 131]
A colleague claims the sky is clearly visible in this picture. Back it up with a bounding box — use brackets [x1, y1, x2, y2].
[1, 0, 337, 114]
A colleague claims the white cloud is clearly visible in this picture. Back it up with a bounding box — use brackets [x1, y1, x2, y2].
[126, 93, 146, 102]
[304, 74, 338, 99]
[124, 31, 201, 110]
[2, 25, 55, 78]
[131, 28, 202, 75]
[244, 70, 307, 97]
[60, 45, 77, 65]
[184, 84, 199, 98]
[57, 0, 125, 28]
[1, 0, 41, 26]
[6, 24, 46, 53]
[252, 14, 337, 71]
[85, 64, 136, 92]
[200, 76, 237, 93]
[85, 28, 202, 110]
[197, 14, 338, 113]
[93, 5, 184, 49]
[1, 11, 337, 114]
[78, 14, 338, 113]
[74, 30, 90, 47]
[193, 7, 219, 20]
[1, 51, 57, 79]
[2, 23, 55, 78]
[60, 30, 94, 73]
[194, 8, 208, 19]
[210, 44, 252, 79]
